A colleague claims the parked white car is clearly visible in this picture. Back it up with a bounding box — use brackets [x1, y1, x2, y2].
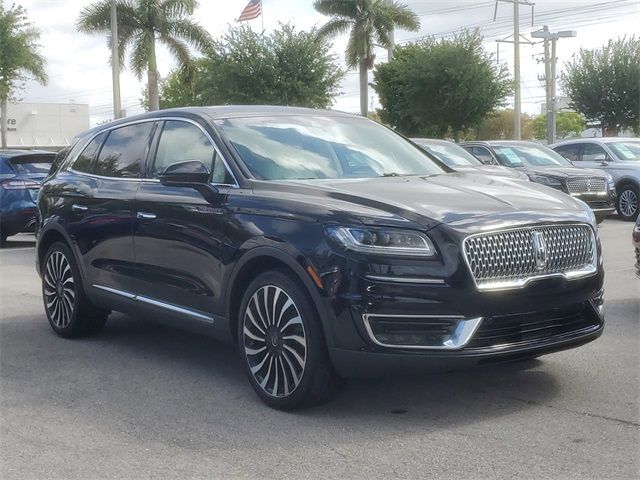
[551, 138, 640, 221]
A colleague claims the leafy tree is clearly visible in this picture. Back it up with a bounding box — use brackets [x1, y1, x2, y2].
[561, 36, 640, 136]
[0, 2, 47, 147]
[151, 25, 344, 110]
[314, 0, 420, 116]
[373, 30, 512, 140]
[77, 0, 212, 111]
[470, 109, 534, 141]
[532, 111, 586, 140]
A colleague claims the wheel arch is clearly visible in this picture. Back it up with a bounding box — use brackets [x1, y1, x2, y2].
[225, 247, 329, 345]
[37, 223, 79, 275]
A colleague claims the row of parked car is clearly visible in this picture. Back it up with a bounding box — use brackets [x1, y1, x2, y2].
[412, 137, 640, 222]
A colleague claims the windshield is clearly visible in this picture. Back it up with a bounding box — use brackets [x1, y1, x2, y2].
[608, 141, 640, 161]
[216, 116, 446, 180]
[414, 140, 482, 167]
[493, 145, 572, 168]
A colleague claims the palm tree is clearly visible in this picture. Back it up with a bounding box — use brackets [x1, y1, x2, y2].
[314, 0, 420, 116]
[77, 0, 212, 111]
[0, 3, 48, 148]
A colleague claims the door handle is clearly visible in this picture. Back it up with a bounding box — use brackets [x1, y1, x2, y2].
[71, 204, 88, 213]
[137, 212, 157, 220]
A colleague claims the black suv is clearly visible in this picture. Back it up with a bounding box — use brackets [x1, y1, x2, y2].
[460, 141, 616, 223]
[37, 107, 605, 409]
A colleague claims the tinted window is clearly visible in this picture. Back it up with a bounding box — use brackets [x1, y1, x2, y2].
[9, 157, 54, 174]
[216, 116, 445, 180]
[153, 121, 215, 176]
[582, 143, 608, 162]
[95, 123, 154, 178]
[416, 141, 481, 167]
[73, 133, 107, 173]
[466, 146, 495, 165]
[493, 145, 572, 167]
[554, 144, 581, 162]
[608, 141, 640, 161]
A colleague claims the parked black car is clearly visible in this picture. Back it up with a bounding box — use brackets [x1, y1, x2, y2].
[460, 141, 616, 223]
[411, 138, 528, 180]
[37, 107, 605, 409]
[0, 149, 55, 244]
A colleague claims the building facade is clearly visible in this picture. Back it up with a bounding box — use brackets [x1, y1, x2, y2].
[3, 102, 89, 149]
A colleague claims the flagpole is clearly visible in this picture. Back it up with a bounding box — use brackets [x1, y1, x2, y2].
[261, 0, 264, 32]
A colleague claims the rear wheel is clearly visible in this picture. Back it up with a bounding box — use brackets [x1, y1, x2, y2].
[42, 242, 108, 337]
[238, 270, 340, 410]
[617, 184, 639, 221]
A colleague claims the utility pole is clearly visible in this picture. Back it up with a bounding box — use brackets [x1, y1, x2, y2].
[495, 1, 535, 140]
[532, 26, 577, 144]
[111, 0, 122, 120]
[513, 0, 521, 140]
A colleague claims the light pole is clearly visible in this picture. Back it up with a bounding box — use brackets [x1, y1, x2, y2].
[532, 26, 577, 144]
[111, 0, 122, 119]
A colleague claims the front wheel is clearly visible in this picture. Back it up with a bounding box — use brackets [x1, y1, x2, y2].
[617, 184, 639, 221]
[238, 270, 340, 410]
[42, 242, 109, 337]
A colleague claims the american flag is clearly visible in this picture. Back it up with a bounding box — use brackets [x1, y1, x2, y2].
[237, 0, 262, 22]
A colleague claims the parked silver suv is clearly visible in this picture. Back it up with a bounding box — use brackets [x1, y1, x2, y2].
[551, 138, 640, 221]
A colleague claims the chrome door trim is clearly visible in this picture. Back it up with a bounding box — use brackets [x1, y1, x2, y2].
[92, 284, 214, 323]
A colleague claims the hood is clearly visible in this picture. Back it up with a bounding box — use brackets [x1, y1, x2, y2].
[451, 164, 526, 180]
[272, 173, 591, 229]
[520, 166, 606, 179]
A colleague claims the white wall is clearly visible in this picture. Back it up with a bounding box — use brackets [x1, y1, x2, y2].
[4, 102, 89, 148]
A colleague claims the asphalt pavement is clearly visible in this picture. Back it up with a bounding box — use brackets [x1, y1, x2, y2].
[1, 221, 638, 480]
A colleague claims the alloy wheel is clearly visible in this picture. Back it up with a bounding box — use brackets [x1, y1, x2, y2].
[243, 285, 307, 398]
[44, 251, 75, 328]
[619, 189, 638, 218]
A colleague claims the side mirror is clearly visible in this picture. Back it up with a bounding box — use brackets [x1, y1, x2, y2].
[159, 160, 218, 200]
[593, 154, 610, 163]
[479, 157, 496, 165]
[159, 160, 210, 186]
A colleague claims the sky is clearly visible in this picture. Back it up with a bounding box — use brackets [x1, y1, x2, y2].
[16, 0, 640, 126]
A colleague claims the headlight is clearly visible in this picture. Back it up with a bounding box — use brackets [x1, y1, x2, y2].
[528, 174, 563, 188]
[326, 226, 436, 257]
[604, 173, 615, 190]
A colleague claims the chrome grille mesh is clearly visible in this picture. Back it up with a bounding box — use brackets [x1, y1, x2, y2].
[566, 178, 606, 194]
[463, 224, 596, 289]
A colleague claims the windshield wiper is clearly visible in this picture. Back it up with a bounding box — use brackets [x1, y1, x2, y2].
[381, 172, 402, 177]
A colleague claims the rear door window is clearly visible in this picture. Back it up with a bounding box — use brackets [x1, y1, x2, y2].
[94, 123, 155, 178]
[554, 144, 581, 162]
[582, 143, 608, 162]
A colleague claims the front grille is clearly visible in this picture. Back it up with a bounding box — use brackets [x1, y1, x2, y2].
[566, 177, 606, 194]
[466, 303, 601, 350]
[463, 224, 596, 290]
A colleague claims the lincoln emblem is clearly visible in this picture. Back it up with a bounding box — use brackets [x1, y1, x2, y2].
[532, 231, 548, 271]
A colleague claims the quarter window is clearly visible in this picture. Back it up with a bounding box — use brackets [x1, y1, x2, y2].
[94, 123, 155, 178]
[73, 132, 107, 173]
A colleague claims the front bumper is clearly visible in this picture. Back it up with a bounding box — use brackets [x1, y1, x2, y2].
[316, 226, 605, 378]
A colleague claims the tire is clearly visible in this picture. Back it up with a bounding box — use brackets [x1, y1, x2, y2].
[616, 183, 639, 221]
[238, 270, 340, 410]
[42, 242, 109, 337]
[0, 233, 7, 247]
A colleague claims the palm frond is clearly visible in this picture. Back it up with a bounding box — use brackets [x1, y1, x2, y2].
[130, 30, 154, 78]
[376, 0, 420, 31]
[313, 0, 361, 18]
[163, 18, 213, 54]
[160, 0, 198, 17]
[76, 0, 139, 33]
[316, 18, 353, 41]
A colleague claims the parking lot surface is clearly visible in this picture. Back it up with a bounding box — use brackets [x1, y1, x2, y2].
[1, 221, 638, 480]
